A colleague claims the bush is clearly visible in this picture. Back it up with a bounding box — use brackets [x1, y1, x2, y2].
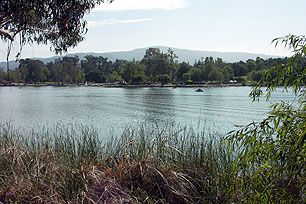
[227, 34, 306, 203]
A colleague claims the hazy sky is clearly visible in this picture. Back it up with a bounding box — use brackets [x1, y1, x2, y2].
[1, 0, 306, 61]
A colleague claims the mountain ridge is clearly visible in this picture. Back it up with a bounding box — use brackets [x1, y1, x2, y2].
[0, 46, 282, 71]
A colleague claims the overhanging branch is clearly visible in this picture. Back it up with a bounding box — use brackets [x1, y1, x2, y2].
[0, 28, 13, 41]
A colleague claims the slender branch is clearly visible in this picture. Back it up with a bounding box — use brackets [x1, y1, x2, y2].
[0, 28, 13, 41]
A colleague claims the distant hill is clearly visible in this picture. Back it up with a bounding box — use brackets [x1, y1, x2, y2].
[0, 46, 281, 71]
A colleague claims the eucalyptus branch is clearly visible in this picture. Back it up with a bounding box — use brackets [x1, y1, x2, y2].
[0, 28, 13, 41]
[0, 0, 112, 60]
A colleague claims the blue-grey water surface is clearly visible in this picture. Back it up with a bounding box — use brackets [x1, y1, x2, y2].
[0, 86, 295, 136]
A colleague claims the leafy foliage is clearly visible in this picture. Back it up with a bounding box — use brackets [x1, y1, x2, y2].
[0, 47, 291, 85]
[0, 0, 113, 55]
[227, 34, 306, 203]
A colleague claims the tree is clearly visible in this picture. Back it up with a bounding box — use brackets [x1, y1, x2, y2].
[49, 61, 64, 84]
[0, 68, 7, 81]
[47, 56, 83, 84]
[81, 55, 113, 82]
[215, 57, 225, 68]
[208, 67, 224, 82]
[41, 67, 51, 82]
[246, 59, 256, 72]
[0, 68, 7, 83]
[7, 69, 21, 82]
[112, 59, 128, 73]
[247, 69, 265, 82]
[201, 57, 214, 81]
[85, 70, 106, 83]
[120, 60, 146, 84]
[167, 48, 178, 81]
[18, 62, 29, 82]
[182, 72, 191, 83]
[176, 62, 191, 82]
[227, 34, 306, 203]
[158, 74, 171, 85]
[0, 0, 113, 79]
[19, 59, 46, 83]
[142, 48, 170, 83]
[0, 0, 113, 54]
[255, 57, 265, 70]
[61, 56, 82, 83]
[108, 71, 123, 83]
[81, 55, 99, 75]
[232, 61, 247, 77]
[223, 65, 234, 80]
[204, 57, 214, 66]
[190, 67, 202, 82]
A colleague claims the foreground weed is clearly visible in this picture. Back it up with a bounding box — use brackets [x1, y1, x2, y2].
[0, 122, 234, 204]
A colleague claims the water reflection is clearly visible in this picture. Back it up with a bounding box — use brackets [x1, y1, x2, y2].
[141, 88, 175, 124]
[0, 86, 296, 137]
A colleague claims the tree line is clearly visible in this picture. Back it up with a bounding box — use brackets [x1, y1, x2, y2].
[0, 48, 290, 85]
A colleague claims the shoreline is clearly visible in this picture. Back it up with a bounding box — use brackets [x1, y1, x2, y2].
[0, 82, 252, 88]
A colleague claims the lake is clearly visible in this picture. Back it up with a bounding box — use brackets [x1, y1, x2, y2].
[0, 86, 295, 137]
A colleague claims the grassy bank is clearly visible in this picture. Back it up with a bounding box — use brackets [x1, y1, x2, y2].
[1, 122, 305, 203]
[0, 123, 236, 204]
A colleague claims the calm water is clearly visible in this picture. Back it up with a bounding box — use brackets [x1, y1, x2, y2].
[0, 86, 295, 136]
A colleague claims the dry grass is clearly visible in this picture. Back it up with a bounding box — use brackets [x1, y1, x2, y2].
[0, 123, 235, 204]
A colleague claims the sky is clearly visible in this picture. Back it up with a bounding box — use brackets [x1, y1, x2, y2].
[1, 0, 306, 61]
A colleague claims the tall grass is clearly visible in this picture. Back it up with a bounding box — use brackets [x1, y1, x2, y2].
[0, 122, 235, 204]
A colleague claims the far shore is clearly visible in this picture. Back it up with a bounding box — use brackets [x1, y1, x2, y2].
[0, 82, 252, 88]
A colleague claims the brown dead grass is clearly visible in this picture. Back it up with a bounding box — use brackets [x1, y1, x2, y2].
[0, 124, 234, 204]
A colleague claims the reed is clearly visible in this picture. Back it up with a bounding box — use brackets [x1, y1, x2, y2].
[0, 122, 235, 204]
